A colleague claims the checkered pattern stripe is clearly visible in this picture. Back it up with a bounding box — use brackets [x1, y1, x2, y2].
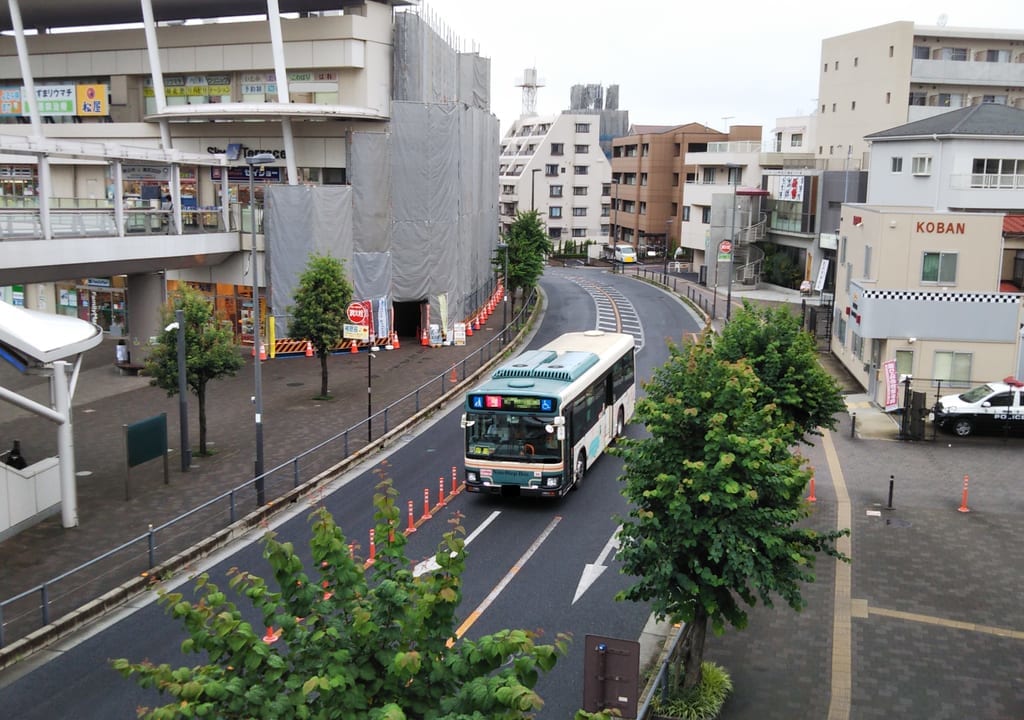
[862, 290, 1021, 303]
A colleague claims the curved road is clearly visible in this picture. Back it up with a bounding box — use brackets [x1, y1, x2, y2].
[0, 266, 703, 719]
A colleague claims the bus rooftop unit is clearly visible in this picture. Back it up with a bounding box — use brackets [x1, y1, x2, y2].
[460, 330, 636, 498]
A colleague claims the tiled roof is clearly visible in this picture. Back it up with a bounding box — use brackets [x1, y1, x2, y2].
[865, 104, 1024, 140]
[1004, 214, 1024, 235]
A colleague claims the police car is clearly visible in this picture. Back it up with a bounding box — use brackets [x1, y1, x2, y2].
[933, 376, 1024, 437]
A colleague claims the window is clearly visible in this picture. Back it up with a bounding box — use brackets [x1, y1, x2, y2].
[575, 122, 591, 133]
[971, 158, 1022, 187]
[891, 157, 903, 173]
[940, 47, 968, 61]
[549, 227, 562, 239]
[912, 155, 932, 175]
[852, 332, 863, 361]
[824, 63, 828, 73]
[840, 235, 847, 264]
[832, 103, 837, 112]
[545, 163, 558, 176]
[922, 251, 957, 283]
[673, 143, 681, 157]
[672, 172, 680, 187]
[909, 91, 927, 106]
[791, 133, 803, 148]
[575, 144, 589, 154]
[834, 61, 839, 70]
[550, 143, 564, 156]
[854, 57, 859, 67]
[572, 228, 586, 238]
[895, 350, 913, 376]
[836, 314, 847, 346]
[984, 49, 1010, 63]
[933, 93, 964, 107]
[702, 167, 716, 184]
[727, 166, 742, 185]
[682, 206, 691, 222]
[934, 351, 972, 387]
[549, 206, 563, 218]
[572, 207, 587, 217]
[701, 207, 711, 224]
[638, 202, 646, 215]
[863, 245, 872, 279]
[574, 166, 589, 175]
[980, 95, 1008, 105]
[851, 100, 857, 110]
[640, 173, 648, 186]
[549, 184, 563, 197]
[641, 143, 650, 157]
[573, 186, 588, 196]
[889, 45, 894, 58]
[914, 45, 931, 60]
[886, 91, 891, 104]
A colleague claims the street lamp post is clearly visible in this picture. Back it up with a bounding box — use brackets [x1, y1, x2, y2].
[664, 218, 672, 281]
[497, 242, 509, 344]
[726, 164, 740, 321]
[246, 152, 275, 506]
[367, 347, 376, 443]
[166, 311, 190, 472]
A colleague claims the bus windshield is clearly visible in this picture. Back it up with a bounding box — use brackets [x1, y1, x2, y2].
[465, 412, 560, 461]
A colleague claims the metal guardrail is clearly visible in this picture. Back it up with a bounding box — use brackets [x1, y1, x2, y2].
[636, 622, 693, 719]
[0, 291, 539, 652]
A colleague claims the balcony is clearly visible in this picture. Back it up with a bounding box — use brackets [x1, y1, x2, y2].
[911, 58, 1024, 86]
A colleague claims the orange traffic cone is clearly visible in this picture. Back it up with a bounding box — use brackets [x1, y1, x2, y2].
[449, 367, 458, 384]
[259, 343, 267, 361]
[350, 341, 359, 354]
[466, 319, 473, 337]
[305, 341, 314, 357]
[473, 314, 480, 331]
[391, 331, 400, 349]
[420, 328, 429, 346]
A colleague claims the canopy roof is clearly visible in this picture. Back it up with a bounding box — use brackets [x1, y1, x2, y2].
[0, 0, 412, 33]
[0, 300, 103, 366]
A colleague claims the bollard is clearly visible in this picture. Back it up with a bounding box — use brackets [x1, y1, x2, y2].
[423, 488, 432, 519]
[850, 412, 857, 438]
[887, 475, 895, 510]
[439, 477, 446, 506]
[452, 466, 459, 496]
[406, 500, 417, 534]
[807, 476, 817, 503]
[368, 529, 376, 564]
[348, 543, 354, 560]
[958, 474, 970, 513]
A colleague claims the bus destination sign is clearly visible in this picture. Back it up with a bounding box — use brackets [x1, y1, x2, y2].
[468, 394, 555, 413]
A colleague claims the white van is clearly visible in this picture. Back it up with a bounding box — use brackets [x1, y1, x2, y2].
[614, 244, 637, 263]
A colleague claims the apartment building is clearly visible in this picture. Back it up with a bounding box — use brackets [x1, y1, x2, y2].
[817, 21, 1024, 169]
[498, 83, 626, 249]
[832, 103, 1024, 403]
[609, 123, 762, 265]
[0, 1, 498, 350]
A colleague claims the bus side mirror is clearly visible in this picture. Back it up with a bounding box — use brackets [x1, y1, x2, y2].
[460, 413, 475, 429]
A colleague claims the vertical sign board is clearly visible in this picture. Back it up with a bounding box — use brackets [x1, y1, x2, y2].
[123, 412, 169, 500]
[582, 634, 640, 717]
[452, 322, 466, 346]
[883, 359, 899, 412]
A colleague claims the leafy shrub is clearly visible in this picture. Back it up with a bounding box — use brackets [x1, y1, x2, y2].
[651, 662, 732, 720]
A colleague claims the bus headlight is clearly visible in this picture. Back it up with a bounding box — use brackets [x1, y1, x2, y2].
[466, 471, 478, 484]
[545, 477, 559, 488]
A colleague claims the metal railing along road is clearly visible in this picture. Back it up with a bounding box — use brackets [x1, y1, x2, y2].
[0, 291, 539, 654]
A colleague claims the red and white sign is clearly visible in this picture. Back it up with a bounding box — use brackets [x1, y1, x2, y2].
[719, 240, 732, 254]
[883, 359, 899, 412]
[346, 300, 371, 326]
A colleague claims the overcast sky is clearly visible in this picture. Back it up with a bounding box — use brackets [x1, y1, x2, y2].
[415, 1, 1024, 136]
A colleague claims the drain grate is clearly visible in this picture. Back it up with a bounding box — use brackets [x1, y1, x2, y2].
[885, 517, 912, 528]
[286, 382, 304, 387]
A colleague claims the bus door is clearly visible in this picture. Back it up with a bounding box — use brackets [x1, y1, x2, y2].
[604, 372, 616, 440]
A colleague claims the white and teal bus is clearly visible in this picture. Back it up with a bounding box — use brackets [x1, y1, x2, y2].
[460, 330, 636, 498]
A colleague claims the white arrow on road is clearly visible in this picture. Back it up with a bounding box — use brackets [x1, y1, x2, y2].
[572, 527, 620, 604]
[413, 510, 501, 577]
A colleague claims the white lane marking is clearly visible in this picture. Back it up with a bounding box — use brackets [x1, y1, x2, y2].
[413, 510, 501, 577]
[573, 526, 621, 604]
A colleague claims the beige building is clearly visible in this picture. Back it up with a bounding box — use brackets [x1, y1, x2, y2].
[817, 21, 1024, 169]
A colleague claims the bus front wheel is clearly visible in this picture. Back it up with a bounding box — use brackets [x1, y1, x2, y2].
[573, 450, 587, 490]
[614, 407, 625, 438]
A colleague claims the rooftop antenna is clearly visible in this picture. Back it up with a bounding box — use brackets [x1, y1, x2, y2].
[937, 13, 948, 26]
[516, 67, 544, 117]
[722, 115, 734, 131]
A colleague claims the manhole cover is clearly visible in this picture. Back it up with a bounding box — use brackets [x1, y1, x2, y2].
[287, 382, 304, 387]
[885, 517, 912, 528]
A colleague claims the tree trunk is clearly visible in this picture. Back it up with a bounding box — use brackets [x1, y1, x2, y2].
[680, 608, 708, 692]
[197, 382, 208, 455]
[320, 352, 329, 397]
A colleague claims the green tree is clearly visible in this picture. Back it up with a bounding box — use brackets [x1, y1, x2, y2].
[613, 335, 848, 694]
[498, 210, 551, 315]
[287, 254, 354, 399]
[114, 479, 573, 719]
[715, 301, 845, 444]
[145, 285, 243, 455]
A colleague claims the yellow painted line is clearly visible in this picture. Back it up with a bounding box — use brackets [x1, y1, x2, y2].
[452, 515, 562, 640]
[863, 604, 1024, 640]
[591, 283, 623, 332]
[822, 429, 853, 720]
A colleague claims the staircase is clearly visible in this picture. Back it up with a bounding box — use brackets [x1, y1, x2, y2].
[731, 212, 767, 287]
